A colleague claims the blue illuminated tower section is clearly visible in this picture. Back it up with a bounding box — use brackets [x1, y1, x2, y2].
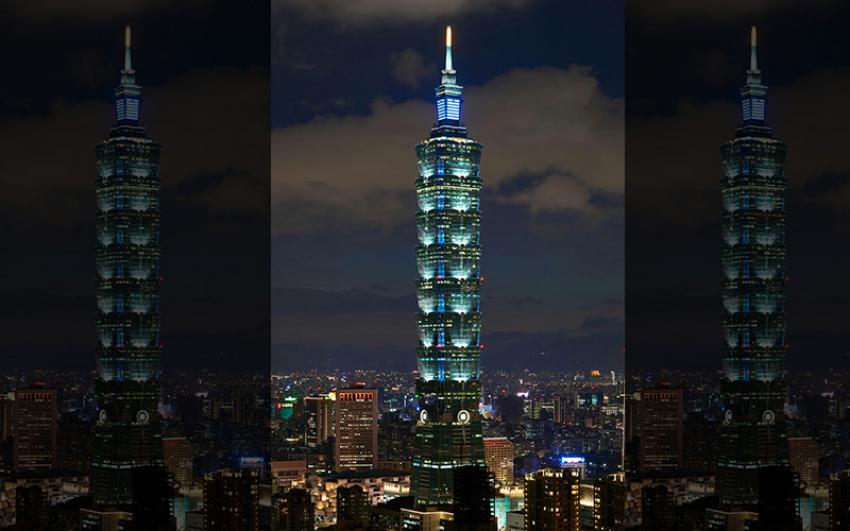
[717, 27, 795, 515]
[412, 26, 485, 506]
[92, 27, 166, 510]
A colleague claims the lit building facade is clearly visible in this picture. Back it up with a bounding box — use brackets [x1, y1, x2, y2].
[524, 467, 581, 531]
[13, 388, 57, 472]
[631, 388, 683, 472]
[335, 388, 378, 471]
[203, 469, 260, 531]
[305, 394, 334, 448]
[162, 437, 193, 486]
[788, 436, 819, 487]
[483, 437, 514, 485]
[412, 25, 485, 507]
[91, 27, 166, 510]
[718, 27, 794, 515]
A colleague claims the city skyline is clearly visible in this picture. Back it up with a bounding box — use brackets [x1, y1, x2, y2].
[5, 2, 850, 530]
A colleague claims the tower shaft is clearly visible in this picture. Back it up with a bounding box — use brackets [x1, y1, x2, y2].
[92, 27, 166, 512]
[717, 28, 796, 518]
[412, 27, 485, 506]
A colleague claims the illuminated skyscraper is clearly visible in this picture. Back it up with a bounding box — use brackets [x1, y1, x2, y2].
[91, 27, 166, 511]
[483, 437, 514, 485]
[305, 393, 334, 447]
[412, 26, 485, 506]
[717, 27, 796, 520]
[524, 467, 581, 531]
[13, 388, 57, 472]
[627, 388, 683, 473]
[203, 469, 260, 531]
[335, 387, 378, 471]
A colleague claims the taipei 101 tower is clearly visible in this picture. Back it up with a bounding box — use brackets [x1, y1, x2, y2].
[91, 27, 169, 517]
[412, 26, 486, 506]
[717, 27, 797, 524]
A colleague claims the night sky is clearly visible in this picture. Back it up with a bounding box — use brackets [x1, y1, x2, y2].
[0, 2, 270, 371]
[272, 0, 625, 372]
[626, 0, 850, 371]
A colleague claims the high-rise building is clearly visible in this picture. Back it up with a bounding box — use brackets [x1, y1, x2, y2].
[524, 467, 581, 531]
[337, 485, 369, 529]
[412, 25, 486, 507]
[12, 388, 57, 471]
[788, 436, 819, 487]
[162, 437, 193, 486]
[278, 488, 315, 531]
[0, 395, 12, 475]
[593, 472, 625, 531]
[717, 27, 796, 521]
[203, 468, 260, 531]
[627, 388, 683, 473]
[305, 394, 334, 447]
[0, 395, 12, 443]
[483, 437, 514, 485]
[640, 484, 674, 529]
[829, 470, 850, 530]
[335, 387, 378, 471]
[91, 26, 166, 512]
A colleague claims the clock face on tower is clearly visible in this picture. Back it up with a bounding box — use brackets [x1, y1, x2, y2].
[762, 409, 775, 424]
[419, 409, 429, 423]
[99, 409, 108, 423]
[724, 409, 733, 423]
[457, 409, 470, 424]
[136, 409, 150, 424]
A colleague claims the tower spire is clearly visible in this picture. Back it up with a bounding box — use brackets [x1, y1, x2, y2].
[124, 25, 133, 72]
[445, 26, 453, 72]
[749, 25, 758, 72]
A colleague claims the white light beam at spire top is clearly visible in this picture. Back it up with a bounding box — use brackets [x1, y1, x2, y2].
[124, 25, 133, 72]
[750, 25, 758, 72]
[445, 25, 453, 71]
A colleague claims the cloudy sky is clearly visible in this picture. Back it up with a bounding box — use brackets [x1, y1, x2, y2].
[626, 0, 850, 371]
[0, 2, 270, 371]
[272, 0, 625, 371]
[17, 1, 845, 376]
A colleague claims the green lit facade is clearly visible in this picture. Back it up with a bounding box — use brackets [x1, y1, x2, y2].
[412, 27, 486, 506]
[717, 28, 793, 511]
[91, 28, 165, 510]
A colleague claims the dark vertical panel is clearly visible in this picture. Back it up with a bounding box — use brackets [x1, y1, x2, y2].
[0, 1, 270, 528]
[626, 1, 850, 527]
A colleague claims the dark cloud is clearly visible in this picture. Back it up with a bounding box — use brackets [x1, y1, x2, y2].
[277, 0, 531, 25]
[273, 288, 414, 316]
[274, 325, 624, 373]
[272, 66, 623, 235]
[272, 285, 623, 371]
[631, 0, 835, 21]
[2, 0, 207, 20]
[389, 49, 432, 89]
